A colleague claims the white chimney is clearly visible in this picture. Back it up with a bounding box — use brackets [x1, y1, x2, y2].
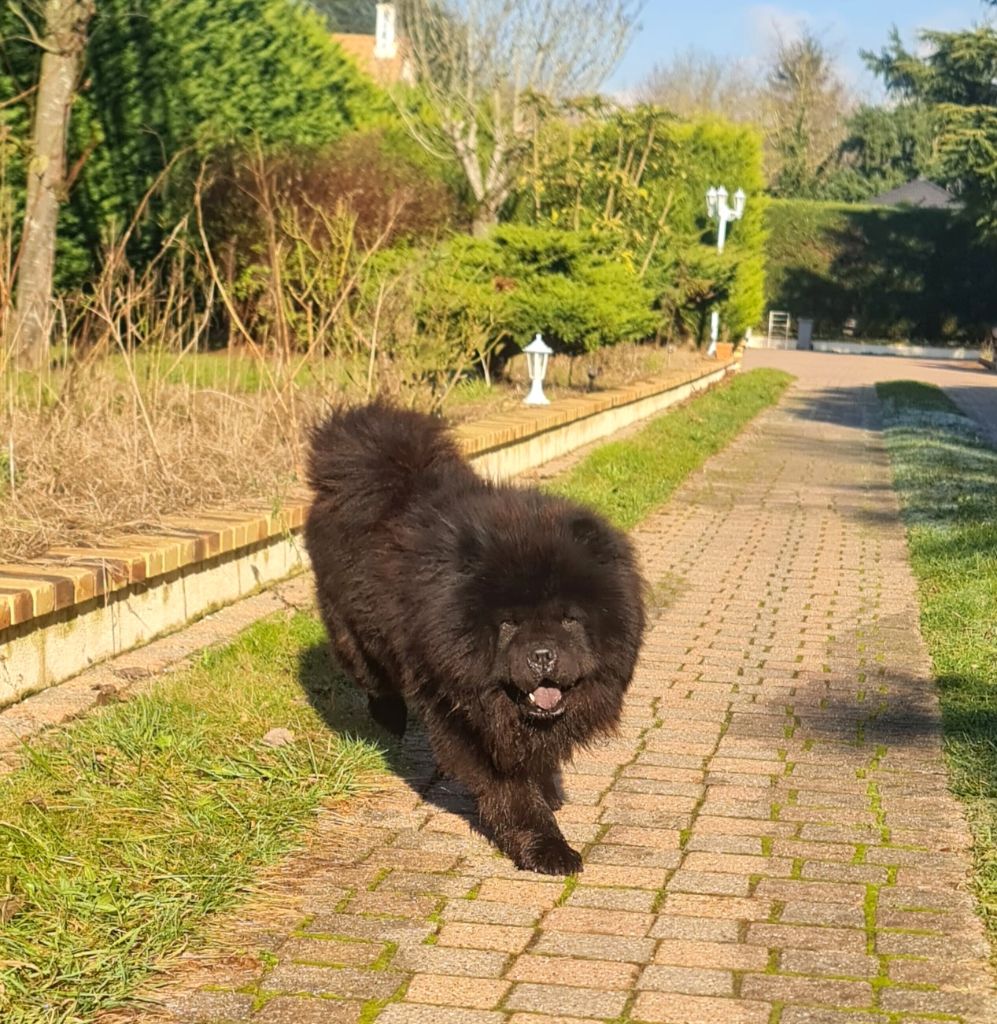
[374, 3, 397, 59]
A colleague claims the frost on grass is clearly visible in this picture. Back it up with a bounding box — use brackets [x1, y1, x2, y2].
[879, 395, 997, 531]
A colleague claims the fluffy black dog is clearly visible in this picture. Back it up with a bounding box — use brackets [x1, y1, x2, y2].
[304, 402, 645, 874]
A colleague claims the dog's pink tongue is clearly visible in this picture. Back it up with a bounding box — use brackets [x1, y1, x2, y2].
[532, 686, 563, 711]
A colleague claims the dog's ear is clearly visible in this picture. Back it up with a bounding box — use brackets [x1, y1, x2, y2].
[569, 513, 615, 562]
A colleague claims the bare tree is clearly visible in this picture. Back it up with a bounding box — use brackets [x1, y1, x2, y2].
[762, 30, 851, 196]
[639, 48, 763, 122]
[397, 0, 643, 236]
[11, 0, 94, 370]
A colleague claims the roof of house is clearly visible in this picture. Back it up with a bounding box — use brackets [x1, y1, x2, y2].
[332, 32, 410, 85]
[868, 179, 959, 210]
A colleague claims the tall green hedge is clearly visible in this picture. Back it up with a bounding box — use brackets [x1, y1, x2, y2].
[765, 198, 997, 341]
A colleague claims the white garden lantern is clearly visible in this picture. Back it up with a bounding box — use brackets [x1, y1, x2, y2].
[523, 333, 553, 406]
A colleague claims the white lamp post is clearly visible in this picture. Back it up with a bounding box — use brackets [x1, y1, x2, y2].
[705, 185, 746, 358]
[523, 333, 553, 405]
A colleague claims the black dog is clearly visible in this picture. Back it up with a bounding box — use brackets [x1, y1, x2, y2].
[304, 403, 645, 874]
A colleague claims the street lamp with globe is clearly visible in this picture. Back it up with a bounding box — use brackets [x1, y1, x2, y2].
[705, 186, 746, 358]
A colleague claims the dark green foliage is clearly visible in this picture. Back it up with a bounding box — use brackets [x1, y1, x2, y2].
[864, 25, 997, 234]
[0, 0, 384, 285]
[765, 198, 997, 341]
[817, 104, 944, 202]
[482, 226, 658, 354]
[370, 225, 662, 359]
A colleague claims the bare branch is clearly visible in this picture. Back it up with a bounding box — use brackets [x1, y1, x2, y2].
[397, 0, 644, 232]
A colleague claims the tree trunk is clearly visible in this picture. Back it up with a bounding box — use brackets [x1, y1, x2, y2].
[12, 0, 94, 371]
[471, 206, 499, 238]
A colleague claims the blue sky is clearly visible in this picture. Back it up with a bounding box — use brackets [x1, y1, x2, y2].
[609, 1, 993, 98]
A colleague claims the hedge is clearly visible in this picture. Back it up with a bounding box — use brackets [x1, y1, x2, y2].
[765, 198, 997, 341]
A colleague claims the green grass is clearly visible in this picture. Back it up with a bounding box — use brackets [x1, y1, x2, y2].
[876, 380, 997, 948]
[0, 367, 795, 1022]
[0, 613, 385, 1024]
[549, 368, 794, 528]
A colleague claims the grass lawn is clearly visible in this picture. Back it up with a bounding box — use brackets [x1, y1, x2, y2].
[876, 381, 997, 947]
[0, 368, 793, 1022]
[0, 614, 384, 1024]
[549, 368, 793, 528]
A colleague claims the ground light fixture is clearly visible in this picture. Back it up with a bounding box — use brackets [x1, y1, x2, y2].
[705, 185, 746, 357]
[523, 332, 553, 405]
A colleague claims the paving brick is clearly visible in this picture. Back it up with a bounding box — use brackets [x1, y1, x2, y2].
[649, 916, 741, 943]
[506, 954, 636, 990]
[746, 923, 867, 952]
[504, 982, 627, 1018]
[779, 949, 878, 977]
[276, 937, 382, 967]
[653, 939, 769, 971]
[442, 899, 538, 927]
[637, 964, 735, 996]
[403, 974, 509, 1009]
[601, 826, 682, 848]
[566, 885, 657, 912]
[437, 922, 533, 953]
[541, 906, 653, 936]
[661, 893, 772, 921]
[507, 1016, 605, 1024]
[302, 913, 431, 944]
[377, 1006, 504, 1024]
[476, 878, 563, 908]
[160, 990, 254, 1022]
[740, 974, 874, 1008]
[631, 992, 772, 1023]
[253, 996, 361, 1024]
[667, 870, 752, 897]
[344, 890, 440, 918]
[393, 946, 509, 977]
[778, 1011, 885, 1024]
[530, 930, 655, 963]
[877, 987, 996, 1015]
[263, 965, 403, 1000]
[578, 863, 668, 889]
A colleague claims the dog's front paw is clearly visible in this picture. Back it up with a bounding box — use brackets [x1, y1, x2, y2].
[517, 834, 583, 875]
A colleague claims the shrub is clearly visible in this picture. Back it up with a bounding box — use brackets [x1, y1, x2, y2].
[204, 131, 458, 253]
[450, 225, 661, 356]
[514, 109, 767, 344]
[765, 198, 997, 341]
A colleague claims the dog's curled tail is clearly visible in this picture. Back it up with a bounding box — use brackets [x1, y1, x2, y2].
[306, 402, 472, 530]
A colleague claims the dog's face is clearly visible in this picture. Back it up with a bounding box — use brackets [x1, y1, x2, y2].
[447, 498, 644, 726]
[493, 604, 598, 721]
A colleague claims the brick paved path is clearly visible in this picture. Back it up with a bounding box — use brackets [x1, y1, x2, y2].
[153, 374, 996, 1024]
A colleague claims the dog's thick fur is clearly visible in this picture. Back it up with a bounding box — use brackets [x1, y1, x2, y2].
[304, 402, 646, 874]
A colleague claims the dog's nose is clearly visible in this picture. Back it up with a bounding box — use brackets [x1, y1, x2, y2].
[527, 647, 557, 675]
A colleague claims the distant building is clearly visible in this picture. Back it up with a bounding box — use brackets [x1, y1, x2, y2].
[868, 179, 960, 211]
[333, 3, 415, 86]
